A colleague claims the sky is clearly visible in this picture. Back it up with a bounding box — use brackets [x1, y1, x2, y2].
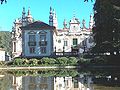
[0, 0, 94, 31]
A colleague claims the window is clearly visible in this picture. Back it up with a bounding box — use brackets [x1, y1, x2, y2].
[28, 42, 36, 46]
[39, 35, 47, 46]
[29, 47, 35, 54]
[41, 77, 47, 83]
[40, 47, 46, 54]
[29, 35, 35, 42]
[64, 41, 68, 46]
[39, 84, 48, 90]
[39, 41, 47, 46]
[74, 79, 78, 88]
[73, 38, 78, 46]
[13, 42, 16, 52]
[40, 35, 46, 41]
[39, 32, 47, 46]
[58, 39, 61, 43]
[28, 35, 36, 46]
[66, 80, 69, 86]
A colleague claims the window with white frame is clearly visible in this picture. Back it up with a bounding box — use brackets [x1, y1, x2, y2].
[64, 40, 68, 46]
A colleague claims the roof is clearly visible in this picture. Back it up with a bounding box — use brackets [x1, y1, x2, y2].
[21, 21, 55, 30]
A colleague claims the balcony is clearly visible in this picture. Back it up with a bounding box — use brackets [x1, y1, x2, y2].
[53, 52, 79, 57]
[39, 41, 47, 46]
[28, 42, 36, 46]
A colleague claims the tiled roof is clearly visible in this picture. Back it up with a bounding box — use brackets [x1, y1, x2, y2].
[21, 21, 55, 30]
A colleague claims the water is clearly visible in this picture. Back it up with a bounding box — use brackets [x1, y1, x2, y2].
[0, 69, 120, 90]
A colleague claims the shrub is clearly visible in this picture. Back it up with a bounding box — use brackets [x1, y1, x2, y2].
[41, 57, 50, 65]
[13, 58, 23, 66]
[29, 59, 39, 66]
[79, 58, 91, 65]
[56, 57, 69, 65]
[68, 57, 78, 65]
[48, 58, 56, 65]
[0, 61, 5, 66]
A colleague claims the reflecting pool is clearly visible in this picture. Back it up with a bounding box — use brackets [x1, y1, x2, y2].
[0, 69, 120, 90]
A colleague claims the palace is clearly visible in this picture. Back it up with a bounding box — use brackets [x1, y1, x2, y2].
[11, 7, 94, 58]
[49, 7, 94, 54]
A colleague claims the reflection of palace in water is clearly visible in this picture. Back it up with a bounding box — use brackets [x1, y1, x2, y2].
[1, 74, 120, 90]
[54, 76, 93, 90]
[11, 75, 93, 90]
[12, 76, 54, 90]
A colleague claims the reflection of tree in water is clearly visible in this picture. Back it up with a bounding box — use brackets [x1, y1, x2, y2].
[0, 75, 12, 90]
[0, 69, 120, 90]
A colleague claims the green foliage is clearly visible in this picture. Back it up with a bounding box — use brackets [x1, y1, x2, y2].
[0, 31, 12, 55]
[9, 57, 78, 67]
[56, 57, 69, 65]
[7, 69, 78, 77]
[0, 61, 5, 67]
[0, 0, 7, 4]
[41, 57, 48, 64]
[93, 0, 120, 55]
[79, 58, 91, 65]
[84, 0, 93, 2]
[69, 57, 78, 65]
[13, 58, 23, 66]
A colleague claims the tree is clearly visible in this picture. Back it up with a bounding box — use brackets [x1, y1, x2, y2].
[93, 0, 120, 55]
[84, 0, 93, 2]
[0, 0, 7, 4]
[0, 31, 12, 55]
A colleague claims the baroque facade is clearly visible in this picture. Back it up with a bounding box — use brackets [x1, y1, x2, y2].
[12, 7, 34, 57]
[49, 7, 94, 53]
[11, 7, 94, 58]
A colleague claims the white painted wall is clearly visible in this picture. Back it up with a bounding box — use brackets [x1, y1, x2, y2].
[54, 30, 93, 53]
[0, 50, 5, 61]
